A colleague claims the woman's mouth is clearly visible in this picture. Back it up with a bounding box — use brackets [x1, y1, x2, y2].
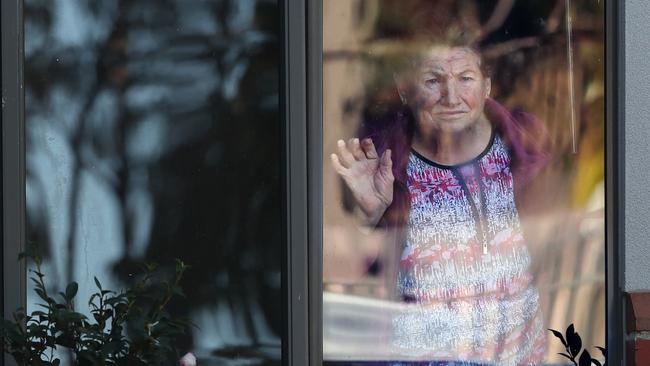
[436, 110, 467, 118]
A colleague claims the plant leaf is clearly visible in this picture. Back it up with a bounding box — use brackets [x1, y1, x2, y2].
[94, 276, 103, 291]
[566, 324, 583, 357]
[549, 328, 567, 347]
[579, 350, 592, 366]
[34, 288, 49, 302]
[65, 282, 79, 300]
[566, 323, 575, 338]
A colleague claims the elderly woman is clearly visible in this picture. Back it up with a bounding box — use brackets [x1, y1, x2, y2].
[330, 33, 549, 365]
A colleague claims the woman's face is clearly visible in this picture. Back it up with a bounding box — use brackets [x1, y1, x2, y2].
[401, 46, 491, 134]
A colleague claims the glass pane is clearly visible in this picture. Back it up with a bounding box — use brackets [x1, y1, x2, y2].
[25, 1, 282, 365]
[323, 1, 604, 365]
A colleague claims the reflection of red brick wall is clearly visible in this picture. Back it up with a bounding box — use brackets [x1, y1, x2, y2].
[627, 292, 650, 365]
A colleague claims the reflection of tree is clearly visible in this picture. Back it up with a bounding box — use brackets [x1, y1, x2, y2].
[25, 0, 281, 364]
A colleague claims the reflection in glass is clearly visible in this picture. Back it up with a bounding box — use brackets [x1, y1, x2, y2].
[324, 1, 604, 365]
[25, 1, 281, 365]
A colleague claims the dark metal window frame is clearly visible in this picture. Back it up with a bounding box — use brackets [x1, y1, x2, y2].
[300, 1, 625, 365]
[1, 0, 624, 365]
[2, 0, 26, 365]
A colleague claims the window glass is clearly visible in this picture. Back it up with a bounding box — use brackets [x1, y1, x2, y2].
[25, 1, 282, 364]
[323, 1, 604, 365]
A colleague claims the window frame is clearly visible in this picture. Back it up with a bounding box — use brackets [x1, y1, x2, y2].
[1, 0, 26, 365]
[604, 0, 626, 363]
[0, 0, 626, 365]
[304, 1, 625, 365]
[284, 0, 312, 364]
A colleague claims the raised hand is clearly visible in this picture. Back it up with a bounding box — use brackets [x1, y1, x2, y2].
[330, 138, 394, 226]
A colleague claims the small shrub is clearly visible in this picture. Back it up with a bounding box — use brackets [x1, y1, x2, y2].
[0, 251, 192, 365]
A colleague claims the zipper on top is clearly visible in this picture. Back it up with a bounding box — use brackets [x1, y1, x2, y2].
[451, 163, 489, 255]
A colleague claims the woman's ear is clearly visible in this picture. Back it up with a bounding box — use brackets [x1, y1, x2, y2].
[484, 77, 492, 98]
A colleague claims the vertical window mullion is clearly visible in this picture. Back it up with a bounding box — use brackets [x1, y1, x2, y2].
[1, 0, 26, 365]
[307, 0, 323, 365]
[606, 0, 625, 364]
[285, 0, 310, 365]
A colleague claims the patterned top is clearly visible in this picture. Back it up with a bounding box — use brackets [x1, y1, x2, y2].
[392, 133, 546, 365]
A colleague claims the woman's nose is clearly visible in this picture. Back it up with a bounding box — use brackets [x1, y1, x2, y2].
[441, 80, 461, 106]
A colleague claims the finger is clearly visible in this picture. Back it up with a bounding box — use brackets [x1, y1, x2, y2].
[380, 149, 392, 166]
[361, 138, 379, 159]
[348, 138, 365, 160]
[330, 153, 347, 175]
[380, 149, 394, 179]
[337, 139, 355, 167]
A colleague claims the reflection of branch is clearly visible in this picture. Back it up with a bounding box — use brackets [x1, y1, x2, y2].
[62, 79, 99, 366]
[323, 36, 542, 62]
[65, 1, 129, 285]
[481, 36, 540, 59]
[65, 83, 101, 285]
[323, 49, 365, 61]
[27, 174, 53, 255]
[546, 0, 566, 33]
[114, 3, 133, 264]
[477, 0, 516, 41]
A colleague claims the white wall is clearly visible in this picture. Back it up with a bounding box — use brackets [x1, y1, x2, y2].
[625, 0, 650, 291]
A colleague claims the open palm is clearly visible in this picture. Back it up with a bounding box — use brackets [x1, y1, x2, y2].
[331, 138, 394, 225]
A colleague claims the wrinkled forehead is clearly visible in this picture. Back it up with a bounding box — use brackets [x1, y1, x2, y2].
[413, 46, 482, 74]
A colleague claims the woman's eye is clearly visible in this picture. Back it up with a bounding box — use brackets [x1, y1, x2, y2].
[461, 76, 474, 82]
[425, 79, 439, 86]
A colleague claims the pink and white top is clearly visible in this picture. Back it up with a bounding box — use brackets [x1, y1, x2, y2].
[392, 133, 546, 365]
